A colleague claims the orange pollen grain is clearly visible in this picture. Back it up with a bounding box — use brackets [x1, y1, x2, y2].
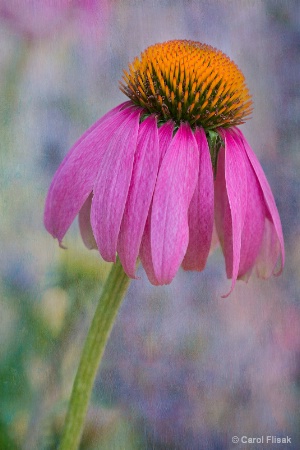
[119, 40, 253, 129]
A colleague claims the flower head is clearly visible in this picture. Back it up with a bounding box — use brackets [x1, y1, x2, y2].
[120, 40, 252, 129]
[44, 40, 284, 295]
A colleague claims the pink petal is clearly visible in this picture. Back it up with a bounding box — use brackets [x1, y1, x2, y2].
[139, 121, 174, 284]
[214, 147, 227, 249]
[236, 129, 285, 275]
[91, 108, 141, 262]
[182, 128, 214, 271]
[151, 123, 199, 284]
[44, 102, 133, 243]
[117, 116, 159, 277]
[78, 193, 97, 250]
[237, 141, 266, 280]
[139, 210, 160, 285]
[158, 121, 174, 165]
[215, 129, 247, 297]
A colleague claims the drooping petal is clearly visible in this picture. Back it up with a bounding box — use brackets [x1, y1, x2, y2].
[215, 129, 247, 297]
[151, 123, 199, 285]
[139, 209, 160, 285]
[91, 108, 141, 262]
[214, 146, 231, 267]
[182, 128, 214, 271]
[237, 141, 266, 280]
[78, 193, 97, 250]
[139, 121, 174, 284]
[44, 102, 133, 243]
[158, 120, 174, 165]
[117, 116, 159, 278]
[236, 129, 285, 275]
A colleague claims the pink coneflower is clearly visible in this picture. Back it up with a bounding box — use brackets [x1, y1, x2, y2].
[44, 40, 284, 295]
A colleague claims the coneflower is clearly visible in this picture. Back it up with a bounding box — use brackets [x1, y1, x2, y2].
[44, 40, 284, 295]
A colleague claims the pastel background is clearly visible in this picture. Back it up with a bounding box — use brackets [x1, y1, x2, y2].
[0, 1, 299, 449]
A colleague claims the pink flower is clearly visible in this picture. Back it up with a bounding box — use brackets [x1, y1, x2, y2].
[44, 40, 284, 294]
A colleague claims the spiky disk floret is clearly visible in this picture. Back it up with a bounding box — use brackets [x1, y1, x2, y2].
[120, 40, 253, 129]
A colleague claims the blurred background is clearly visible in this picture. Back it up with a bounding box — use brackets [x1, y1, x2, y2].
[0, 0, 299, 449]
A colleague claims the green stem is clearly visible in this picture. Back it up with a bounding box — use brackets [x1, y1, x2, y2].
[58, 258, 130, 450]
